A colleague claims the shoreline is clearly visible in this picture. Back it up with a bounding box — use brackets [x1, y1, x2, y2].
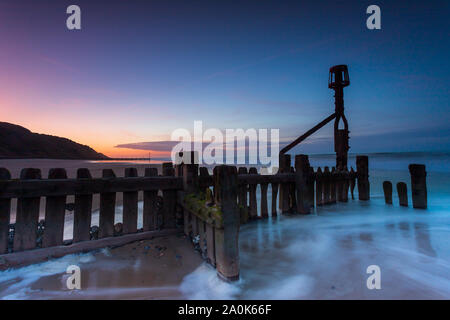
[0, 233, 203, 300]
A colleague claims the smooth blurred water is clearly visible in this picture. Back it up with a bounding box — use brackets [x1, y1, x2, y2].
[180, 153, 450, 299]
[1, 153, 449, 299]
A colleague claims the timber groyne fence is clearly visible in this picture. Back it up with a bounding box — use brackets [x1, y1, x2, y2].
[0, 152, 425, 281]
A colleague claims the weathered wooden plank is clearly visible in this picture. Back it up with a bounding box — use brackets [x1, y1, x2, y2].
[198, 172, 296, 188]
[143, 168, 158, 232]
[409, 164, 427, 209]
[74, 169, 93, 242]
[163, 166, 177, 228]
[349, 167, 356, 200]
[323, 167, 331, 204]
[342, 168, 349, 202]
[237, 167, 248, 223]
[289, 167, 297, 212]
[205, 224, 216, 266]
[98, 169, 116, 238]
[13, 169, 41, 252]
[279, 154, 291, 213]
[0, 176, 183, 199]
[356, 155, 370, 200]
[397, 182, 408, 207]
[307, 167, 315, 208]
[315, 167, 323, 206]
[260, 183, 268, 218]
[248, 167, 258, 219]
[198, 220, 206, 254]
[183, 210, 191, 236]
[42, 169, 68, 248]
[0, 168, 11, 254]
[336, 170, 344, 202]
[383, 181, 393, 204]
[191, 214, 198, 236]
[271, 182, 278, 216]
[123, 168, 138, 234]
[330, 167, 337, 204]
[213, 165, 240, 281]
[294, 156, 309, 214]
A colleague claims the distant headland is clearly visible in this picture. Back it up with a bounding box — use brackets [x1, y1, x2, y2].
[0, 122, 108, 160]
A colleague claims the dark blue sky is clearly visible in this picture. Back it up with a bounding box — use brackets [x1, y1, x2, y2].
[0, 0, 449, 156]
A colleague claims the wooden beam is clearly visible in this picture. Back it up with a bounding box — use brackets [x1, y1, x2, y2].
[0, 176, 183, 199]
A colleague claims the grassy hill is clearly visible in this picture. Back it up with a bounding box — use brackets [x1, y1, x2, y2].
[0, 122, 109, 160]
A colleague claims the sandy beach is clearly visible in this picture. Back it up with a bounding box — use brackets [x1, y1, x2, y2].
[0, 233, 203, 299]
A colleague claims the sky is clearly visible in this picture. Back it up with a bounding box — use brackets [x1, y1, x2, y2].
[0, 0, 449, 158]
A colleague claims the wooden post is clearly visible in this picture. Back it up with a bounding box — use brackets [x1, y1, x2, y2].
[42, 168, 67, 248]
[307, 167, 315, 208]
[315, 167, 323, 206]
[279, 154, 291, 213]
[98, 169, 115, 240]
[356, 155, 370, 200]
[123, 168, 138, 234]
[237, 167, 249, 223]
[248, 167, 258, 219]
[199, 167, 209, 194]
[323, 167, 331, 205]
[336, 170, 344, 202]
[213, 165, 240, 281]
[191, 214, 198, 237]
[163, 164, 177, 228]
[397, 182, 408, 207]
[271, 182, 279, 216]
[383, 181, 393, 204]
[409, 164, 427, 209]
[182, 155, 199, 235]
[75, 169, 94, 242]
[200, 221, 208, 255]
[342, 168, 349, 202]
[0, 168, 11, 254]
[260, 182, 268, 218]
[143, 168, 158, 231]
[349, 167, 356, 200]
[294, 155, 310, 214]
[183, 156, 199, 194]
[205, 223, 216, 266]
[289, 167, 297, 212]
[14, 168, 41, 252]
[330, 167, 337, 204]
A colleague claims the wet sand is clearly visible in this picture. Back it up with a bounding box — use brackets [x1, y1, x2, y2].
[0, 233, 203, 299]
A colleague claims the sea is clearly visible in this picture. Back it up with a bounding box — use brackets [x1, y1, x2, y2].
[0, 152, 449, 299]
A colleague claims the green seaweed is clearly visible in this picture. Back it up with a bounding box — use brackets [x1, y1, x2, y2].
[184, 191, 224, 228]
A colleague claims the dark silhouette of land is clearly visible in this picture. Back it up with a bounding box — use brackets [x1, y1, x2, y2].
[0, 122, 108, 160]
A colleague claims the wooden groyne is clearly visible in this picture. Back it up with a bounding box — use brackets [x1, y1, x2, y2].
[0, 166, 181, 269]
[0, 65, 429, 281]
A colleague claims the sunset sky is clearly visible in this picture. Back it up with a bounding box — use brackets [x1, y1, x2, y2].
[0, 0, 449, 158]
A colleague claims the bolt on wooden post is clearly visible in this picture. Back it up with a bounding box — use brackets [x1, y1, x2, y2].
[409, 164, 427, 209]
[213, 165, 240, 281]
